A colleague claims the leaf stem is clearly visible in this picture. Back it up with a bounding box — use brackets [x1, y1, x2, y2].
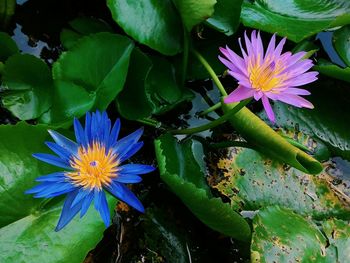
[170, 99, 250, 135]
[136, 118, 161, 128]
[199, 102, 221, 116]
[192, 49, 227, 96]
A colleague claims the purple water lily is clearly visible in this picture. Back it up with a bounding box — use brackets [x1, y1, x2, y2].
[219, 30, 318, 122]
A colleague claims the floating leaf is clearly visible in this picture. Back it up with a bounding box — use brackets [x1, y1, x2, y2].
[116, 48, 153, 120]
[154, 134, 251, 241]
[322, 218, 350, 262]
[0, 32, 18, 61]
[206, 0, 243, 36]
[50, 32, 133, 123]
[241, 0, 350, 42]
[107, 0, 182, 55]
[60, 17, 113, 50]
[251, 206, 331, 262]
[314, 59, 350, 83]
[2, 54, 53, 120]
[333, 25, 350, 67]
[172, 0, 216, 31]
[208, 146, 350, 219]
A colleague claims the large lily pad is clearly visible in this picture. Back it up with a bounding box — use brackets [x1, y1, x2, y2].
[172, 0, 216, 31]
[107, 0, 182, 55]
[333, 25, 350, 67]
[206, 0, 243, 36]
[251, 206, 331, 262]
[0, 122, 114, 262]
[154, 134, 251, 241]
[241, 0, 350, 42]
[314, 59, 350, 83]
[208, 146, 350, 219]
[1, 54, 53, 120]
[0, 32, 18, 61]
[50, 32, 133, 123]
[322, 218, 350, 262]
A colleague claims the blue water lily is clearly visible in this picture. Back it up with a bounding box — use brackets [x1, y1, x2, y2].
[26, 111, 155, 231]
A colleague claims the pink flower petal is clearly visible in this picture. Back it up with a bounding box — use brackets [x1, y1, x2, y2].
[273, 37, 286, 58]
[275, 94, 314, 109]
[282, 88, 311, 96]
[253, 90, 263, 100]
[284, 71, 319, 86]
[221, 46, 248, 76]
[224, 85, 254, 104]
[262, 95, 275, 123]
[265, 34, 276, 60]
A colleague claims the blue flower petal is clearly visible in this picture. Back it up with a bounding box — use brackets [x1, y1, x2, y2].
[71, 188, 90, 208]
[108, 118, 120, 148]
[114, 174, 142, 184]
[98, 192, 110, 227]
[119, 164, 155, 175]
[25, 181, 53, 194]
[94, 188, 102, 211]
[34, 182, 75, 198]
[106, 182, 144, 213]
[35, 172, 66, 182]
[119, 141, 143, 163]
[55, 190, 83, 231]
[74, 118, 88, 148]
[48, 130, 78, 156]
[80, 191, 94, 218]
[85, 112, 92, 142]
[32, 153, 72, 170]
[112, 128, 143, 157]
[45, 142, 72, 162]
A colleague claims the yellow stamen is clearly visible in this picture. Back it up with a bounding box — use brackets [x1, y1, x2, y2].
[66, 142, 119, 190]
[248, 55, 286, 92]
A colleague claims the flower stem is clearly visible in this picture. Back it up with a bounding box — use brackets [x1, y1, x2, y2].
[170, 99, 250, 135]
[199, 102, 221, 116]
[192, 50, 227, 96]
[137, 118, 161, 128]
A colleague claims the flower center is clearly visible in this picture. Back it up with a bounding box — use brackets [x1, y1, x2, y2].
[66, 142, 119, 190]
[248, 56, 286, 92]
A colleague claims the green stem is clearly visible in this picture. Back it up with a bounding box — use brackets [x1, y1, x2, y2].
[192, 50, 227, 96]
[137, 118, 160, 128]
[199, 102, 221, 116]
[182, 31, 190, 84]
[170, 99, 250, 135]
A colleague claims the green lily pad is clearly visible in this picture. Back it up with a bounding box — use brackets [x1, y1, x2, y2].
[1, 54, 53, 120]
[0, 0, 15, 28]
[0, 32, 18, 61]
[172, 0, 216, 31]
[241, 0, 350, 42]
[333, 25, 350, 67]
[251, 206, 330, 262]
[0, 122, 114, 262]
[154, 134, 251, 241]
[50, 32, 133, 123]
[322, 218, 350, 262]
[206, 0, 243, 36]
[116, 48, 154, 120]
[107, 0, 182, 55]
[208, 146, 350, 219]
[60, 17, 113, 50]
[145, 56, 194, 115]
[314, 59, 350, 83]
